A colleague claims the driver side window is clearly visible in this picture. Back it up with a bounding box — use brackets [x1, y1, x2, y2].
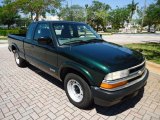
[34, 23, 52, 41]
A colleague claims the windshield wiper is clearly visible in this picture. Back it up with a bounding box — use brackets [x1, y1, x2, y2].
[85, 39, 104, 43]
[62, 39, 104, 45]
[62, 40, 87, 45]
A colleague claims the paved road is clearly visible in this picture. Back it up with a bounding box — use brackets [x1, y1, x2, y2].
[0, 46, 160, 120]
[103, 34, 160, 44]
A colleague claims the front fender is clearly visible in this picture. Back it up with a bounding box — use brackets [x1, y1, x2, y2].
[58, 61, 95, 86]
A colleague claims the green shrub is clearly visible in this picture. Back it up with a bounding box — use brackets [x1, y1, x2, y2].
[19, 29, 27, 34]
[0, 29, 27, 36]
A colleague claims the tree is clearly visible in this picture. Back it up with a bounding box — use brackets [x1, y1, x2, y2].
[14, 0, 63, 21]
[58, 4, 85, 22]
[144, 3, 160, 31]
[87, 1, 110, 31]
[108, 7, 130, 29]
[0, 1, 20, 29]
[127, 0, 138, 22]
[136, 7, 144, 25]
[157, 0, 160, 5]
[15, 17, 31, 28]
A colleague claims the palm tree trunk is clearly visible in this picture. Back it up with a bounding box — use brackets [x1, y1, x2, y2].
[31, 11, 34, 21]
[35, 12, 39, 21]
[148, 24, 151, 32]
[8, 24, 10, 29]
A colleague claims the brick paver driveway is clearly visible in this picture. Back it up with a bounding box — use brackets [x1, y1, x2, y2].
[0, 45, 160, 120]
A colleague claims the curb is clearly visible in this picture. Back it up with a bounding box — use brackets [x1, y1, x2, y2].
[146, 61, 160, 75]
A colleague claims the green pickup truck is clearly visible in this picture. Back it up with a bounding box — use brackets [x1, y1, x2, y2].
[8, 21, 148, 109]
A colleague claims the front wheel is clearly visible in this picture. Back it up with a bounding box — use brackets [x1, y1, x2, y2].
[64, 73, 93, 109]
[13, 50, 28, 67]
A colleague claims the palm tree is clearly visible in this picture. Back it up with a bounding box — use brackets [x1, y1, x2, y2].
[127, 0, 139, 21]
[157, 0, 160, 5]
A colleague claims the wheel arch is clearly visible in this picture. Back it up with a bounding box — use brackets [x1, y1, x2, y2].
[11, 44, 19, 52]
[59, 62, 95, 86]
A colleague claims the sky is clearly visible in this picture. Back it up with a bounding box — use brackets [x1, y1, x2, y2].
[0, 0, 156, 18]
[0, 0, 156, 8]
[65, 0, 155, 9]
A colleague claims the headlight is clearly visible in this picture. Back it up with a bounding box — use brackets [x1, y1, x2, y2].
[104, 69, 129, 81]
[100, 69, 129, 89]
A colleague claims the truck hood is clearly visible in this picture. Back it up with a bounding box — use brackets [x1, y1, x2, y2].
[63, 42, 144, 72]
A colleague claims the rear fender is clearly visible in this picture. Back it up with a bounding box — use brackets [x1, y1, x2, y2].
[11, 43, 19, 53]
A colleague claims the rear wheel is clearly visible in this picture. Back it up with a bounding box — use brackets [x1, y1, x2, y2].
[64, 73, 93, 109]
[13, 50, 28, 67]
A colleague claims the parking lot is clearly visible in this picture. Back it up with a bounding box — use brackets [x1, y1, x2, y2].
[0, 45, 160, 120]
[103, 34, 160, 44]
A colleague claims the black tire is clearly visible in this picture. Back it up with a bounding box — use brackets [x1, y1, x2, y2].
[13, 50, 28, 67]
[64, 73, 93, 109]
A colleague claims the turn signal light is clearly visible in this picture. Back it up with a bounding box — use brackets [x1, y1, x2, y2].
[100, 81, 127, 89]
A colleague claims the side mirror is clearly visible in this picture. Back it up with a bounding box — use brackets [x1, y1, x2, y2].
[38, 37, 52, 45]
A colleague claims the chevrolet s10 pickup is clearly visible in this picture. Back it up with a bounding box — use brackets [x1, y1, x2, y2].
[8, 21, 148, 109]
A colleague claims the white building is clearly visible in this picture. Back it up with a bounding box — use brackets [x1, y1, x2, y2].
[34, 15, 60, 21]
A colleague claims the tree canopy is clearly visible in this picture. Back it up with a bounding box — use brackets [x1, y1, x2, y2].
[0, 0, 160, 32]
[87, 1, 110, 31]
[58, 4, 85, 22]
[157, 0, 160, 5]
[15, 0, 63, 21]
[108, 7, 130, 29]
[0, 1, 20, 29]
[144, 3, 160, 31]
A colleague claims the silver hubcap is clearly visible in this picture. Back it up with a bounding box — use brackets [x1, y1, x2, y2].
[67, 79, 83, 102]
[15, 53, 20, 64]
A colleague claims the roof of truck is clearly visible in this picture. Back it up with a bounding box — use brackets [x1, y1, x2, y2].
[33, 21, 86, 24]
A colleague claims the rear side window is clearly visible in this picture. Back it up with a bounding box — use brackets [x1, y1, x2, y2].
[26, 23, 37, 41]
[34, 23, 51, 40]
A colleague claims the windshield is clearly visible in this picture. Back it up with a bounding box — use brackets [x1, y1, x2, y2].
[52, 23, 101, 45]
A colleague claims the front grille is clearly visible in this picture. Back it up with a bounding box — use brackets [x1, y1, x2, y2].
[129, 61, 145, 74]
[128, 72, 144, 83]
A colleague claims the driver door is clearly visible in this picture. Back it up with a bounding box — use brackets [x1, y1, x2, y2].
[31, 23, 58, 76]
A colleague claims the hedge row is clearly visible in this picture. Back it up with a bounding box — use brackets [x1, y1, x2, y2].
[0, 29, 27, 36]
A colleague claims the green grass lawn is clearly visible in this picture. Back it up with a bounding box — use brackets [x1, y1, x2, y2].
[125, 43, 160, 64]
[0, 36, 7, 40]
[0, 38, 7, 40]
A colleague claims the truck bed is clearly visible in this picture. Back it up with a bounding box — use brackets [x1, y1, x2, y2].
[8, 34, 26, 59]
[8, 34, 26, 41]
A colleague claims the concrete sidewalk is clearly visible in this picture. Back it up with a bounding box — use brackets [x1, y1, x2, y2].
[0, 40, 8, 44]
